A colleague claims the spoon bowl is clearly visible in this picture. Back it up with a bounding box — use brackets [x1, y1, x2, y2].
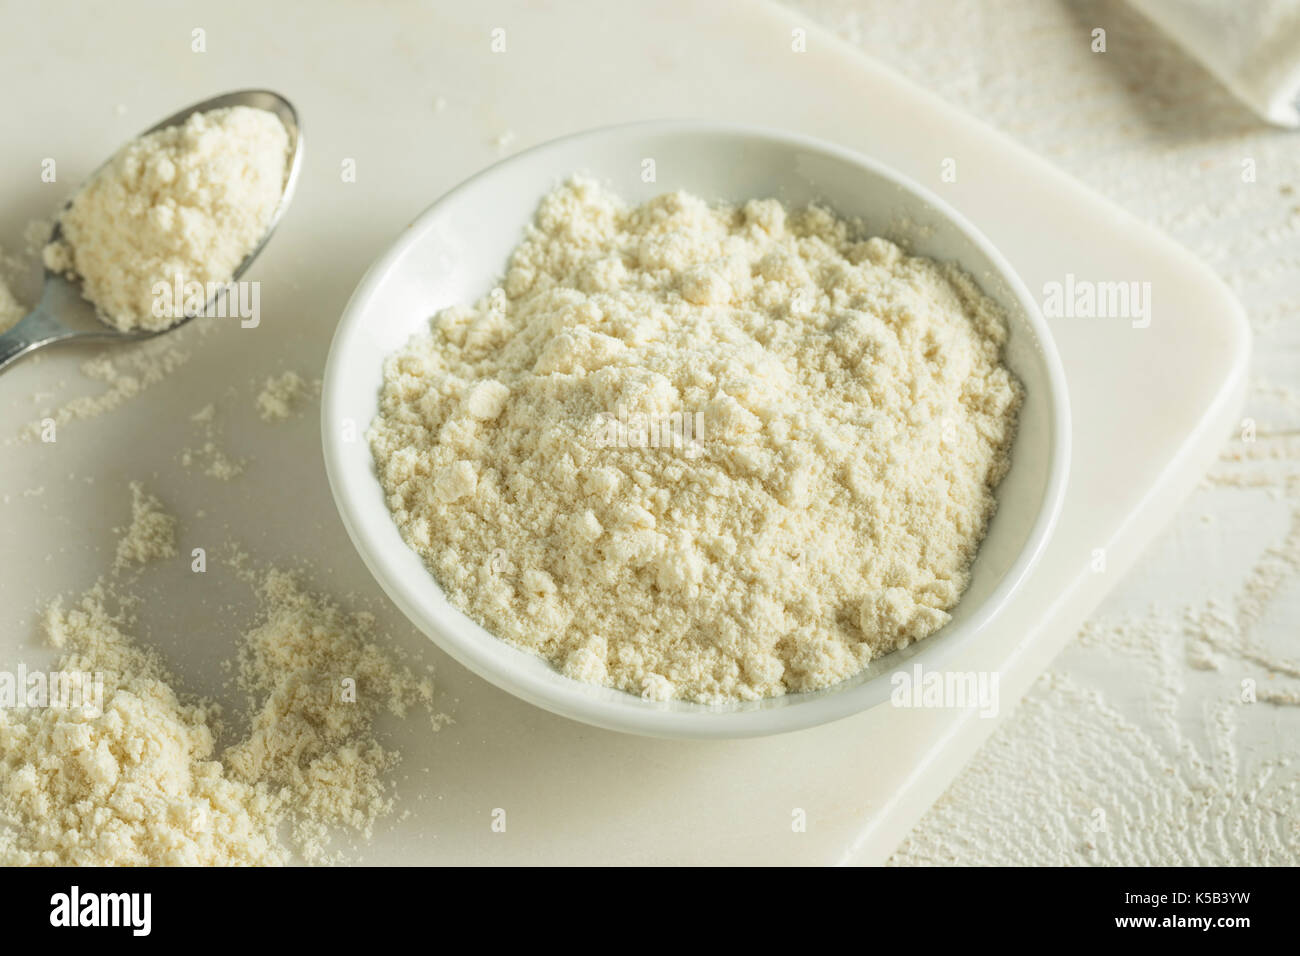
[0, 89, 303, 372]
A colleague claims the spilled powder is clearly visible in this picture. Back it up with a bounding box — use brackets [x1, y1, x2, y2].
[180, 403, 246, 480]
[1, 585, 285, 866]
[224, 568, 432, 855]
[0, 486, 436, 865]
[890, 608, 1299, 865]
[255, 370, 307, 422]
[114, 481, 177, 569]
[891, 443, 1300, 865]
[1, 235, 193, 445]
[15, 338, 192, 443]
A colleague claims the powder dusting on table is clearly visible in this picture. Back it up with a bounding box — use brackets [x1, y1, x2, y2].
[14, 338, 193, 444]
[255, 370, 307, 422]
[114, 481, 177, 569]
[179, 402, 247, 480]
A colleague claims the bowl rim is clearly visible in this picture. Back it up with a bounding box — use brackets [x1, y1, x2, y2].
[321, 118, 1072, 739]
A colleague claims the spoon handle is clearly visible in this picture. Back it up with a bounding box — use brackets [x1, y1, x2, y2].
[0, 306, 75, 374]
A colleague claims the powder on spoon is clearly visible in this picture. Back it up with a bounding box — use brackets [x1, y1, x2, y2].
[43, 105, 290, 333]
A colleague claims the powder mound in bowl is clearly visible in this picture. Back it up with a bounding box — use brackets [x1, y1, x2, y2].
[369, 178, 1022, 704]
[43, 105, 289, 333]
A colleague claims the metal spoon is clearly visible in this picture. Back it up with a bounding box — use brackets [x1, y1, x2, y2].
[0, 89, 303, 373]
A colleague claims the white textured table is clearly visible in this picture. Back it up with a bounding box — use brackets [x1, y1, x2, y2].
[788, 0, 1299, 865]
[0, 0, 1288, 866]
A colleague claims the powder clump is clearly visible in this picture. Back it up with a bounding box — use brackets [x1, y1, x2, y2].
[255, 370, 306, 421]
[0, 586, 285, 866]
[0, 487, 434, 865]
[224, 569, 433, 861]
[369, 178, 1022, 703]
[114, 481, 177, 568]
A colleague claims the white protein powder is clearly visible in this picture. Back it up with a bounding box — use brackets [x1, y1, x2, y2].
[114, 481, 177, 568]
[43, 106, 289, 332]
[0, 486, 435, 866]
[256, 370, 308, 421]
[370, 179, 1021, 703]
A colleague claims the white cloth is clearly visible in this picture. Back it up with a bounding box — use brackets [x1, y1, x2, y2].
[1129, 0, 1300, 126]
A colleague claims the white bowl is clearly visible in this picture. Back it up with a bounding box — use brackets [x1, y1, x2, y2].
[321, 120, 1070, 739]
